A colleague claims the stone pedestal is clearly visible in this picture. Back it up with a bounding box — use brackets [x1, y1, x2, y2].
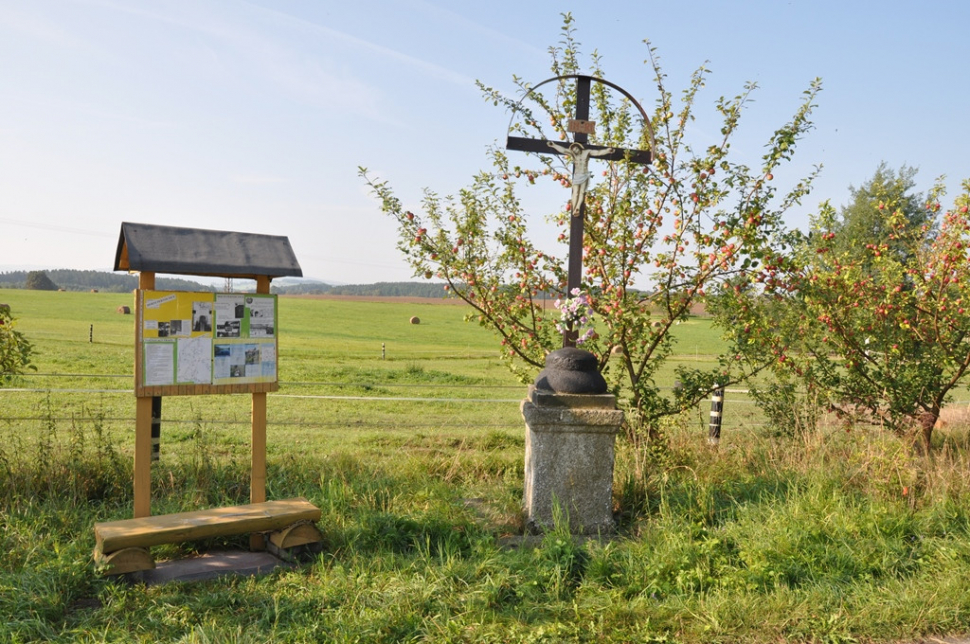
[521, 348, 623, 534]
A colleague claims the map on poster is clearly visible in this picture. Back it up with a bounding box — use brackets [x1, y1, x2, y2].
[139, 290, 277, 390]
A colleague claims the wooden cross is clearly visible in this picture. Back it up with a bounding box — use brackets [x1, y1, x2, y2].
[507, 75, 653, 347]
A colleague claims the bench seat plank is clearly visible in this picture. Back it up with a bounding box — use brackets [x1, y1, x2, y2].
[95, 497, 321, 553]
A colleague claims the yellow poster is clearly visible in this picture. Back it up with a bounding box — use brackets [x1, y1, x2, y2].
[142, 291, 215, 339]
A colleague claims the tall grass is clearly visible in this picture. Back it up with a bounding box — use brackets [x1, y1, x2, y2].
[3, 395, 970, 641]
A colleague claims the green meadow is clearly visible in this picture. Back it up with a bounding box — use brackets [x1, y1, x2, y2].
[1, 289, 750, 448]
[3, 288, 970, 643]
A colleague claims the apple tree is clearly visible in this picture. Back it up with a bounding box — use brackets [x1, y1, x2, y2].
[361, 15, 822, 443]
[720, 170, 970, 452]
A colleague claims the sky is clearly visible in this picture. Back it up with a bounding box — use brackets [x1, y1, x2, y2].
[1, 0, 968, 285]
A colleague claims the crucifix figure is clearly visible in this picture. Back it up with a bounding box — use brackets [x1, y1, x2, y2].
[507, 75, 653, 347]
[547, 141, 619, 218]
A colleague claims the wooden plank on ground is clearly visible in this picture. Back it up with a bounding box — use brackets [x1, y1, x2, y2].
[95, 498, 321, 553]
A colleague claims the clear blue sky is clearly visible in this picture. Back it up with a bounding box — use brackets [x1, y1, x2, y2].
[2, 1, 967, 284]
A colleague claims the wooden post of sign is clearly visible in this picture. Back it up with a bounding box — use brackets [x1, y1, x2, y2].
[250, 275, 271, 549]
[134, 272, 156, 518]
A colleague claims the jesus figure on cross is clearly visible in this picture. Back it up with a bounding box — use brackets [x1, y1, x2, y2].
[546, 141, 617, 217]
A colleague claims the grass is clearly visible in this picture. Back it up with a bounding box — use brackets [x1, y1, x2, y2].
[3, 289, 970, 642]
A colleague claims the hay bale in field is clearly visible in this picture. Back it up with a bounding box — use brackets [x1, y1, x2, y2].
[117, 305, 131, 315]
[409, 316, 421, 325]
[90, 289, 99, 293]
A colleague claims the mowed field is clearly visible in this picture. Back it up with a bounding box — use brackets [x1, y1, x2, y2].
[6, 288, 970, 643]
[0, 287, 755, 456]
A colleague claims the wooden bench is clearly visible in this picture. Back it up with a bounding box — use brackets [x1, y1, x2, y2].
[94, 497, 323, 575]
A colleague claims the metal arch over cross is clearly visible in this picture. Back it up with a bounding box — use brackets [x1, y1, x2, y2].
[506, 74, 655, 347]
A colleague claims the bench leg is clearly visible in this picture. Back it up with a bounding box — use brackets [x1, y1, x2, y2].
[95, 547, 155, 576]
[266, 521, 324, 562]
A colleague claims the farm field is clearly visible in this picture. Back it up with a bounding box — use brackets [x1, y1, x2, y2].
[0, 288, 763, 449]
[3, 288, 970, 642]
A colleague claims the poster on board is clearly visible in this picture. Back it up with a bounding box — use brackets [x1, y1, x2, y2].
[139, 290, 277, 391]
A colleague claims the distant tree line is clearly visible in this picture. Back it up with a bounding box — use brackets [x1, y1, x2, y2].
[0, 270, 456, 299]
[271, 281, 451, 298]
[0, 270, 215, 293]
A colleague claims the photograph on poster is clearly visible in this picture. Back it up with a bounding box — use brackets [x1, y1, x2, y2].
[216, 321, 241, 337]
[250, 323, 274, 337]
[193, 302, 213, 332]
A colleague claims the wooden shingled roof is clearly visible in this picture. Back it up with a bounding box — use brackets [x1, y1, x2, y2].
[114, 222, 302, 280]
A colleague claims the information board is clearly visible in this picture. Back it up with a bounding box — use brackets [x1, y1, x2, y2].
[136, 290, 278, 396]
